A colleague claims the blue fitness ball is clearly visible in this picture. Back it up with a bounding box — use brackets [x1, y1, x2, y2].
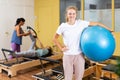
[80, 26, 116, 62]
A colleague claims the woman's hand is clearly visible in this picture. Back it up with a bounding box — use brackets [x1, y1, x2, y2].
[61, 46, 69, 52]
[110, 30, 114, 33]
[23, 31, 31, 36]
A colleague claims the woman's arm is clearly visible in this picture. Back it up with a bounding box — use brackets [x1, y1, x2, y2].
[53, 33, 68, 52]
[16, 26, 31, 37]
[89, 22, 113, 32]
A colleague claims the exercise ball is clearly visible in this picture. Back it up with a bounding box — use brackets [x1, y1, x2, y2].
[80, 26, 115, 62]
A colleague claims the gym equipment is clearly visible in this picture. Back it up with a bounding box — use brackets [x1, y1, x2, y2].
[32, 57, 64, 80]
[32, 58, 103, 80]
[0, 48, 38, 77]
[0, 48, 62, 77]
[0, 26, 63, 77]
[100, 56, 120, 80]
[80, 26, 116, 62]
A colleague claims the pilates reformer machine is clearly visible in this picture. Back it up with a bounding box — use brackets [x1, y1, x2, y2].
[0, 26, 63, 77]
[32, 57, 105, 80]
[32, 56, 64, 80]
[0, 48, 62, 78]
[32, 55, 120, 80]
[98, 55, 120, 80]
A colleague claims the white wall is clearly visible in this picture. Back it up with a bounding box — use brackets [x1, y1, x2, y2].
[0, 0, 34, 59]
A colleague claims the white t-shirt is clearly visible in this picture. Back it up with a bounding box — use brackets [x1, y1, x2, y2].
[56, 19, 89, 55]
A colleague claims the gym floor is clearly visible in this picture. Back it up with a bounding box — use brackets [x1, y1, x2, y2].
[0, 62, 118, 80]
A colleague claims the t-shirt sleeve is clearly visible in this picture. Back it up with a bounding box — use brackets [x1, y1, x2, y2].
[78, 19, 90, 29]
[56, 23, 64, 35]
[83, 21, 90, 28]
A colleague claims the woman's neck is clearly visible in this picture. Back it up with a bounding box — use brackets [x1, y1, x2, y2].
[67, 21, 75, 25]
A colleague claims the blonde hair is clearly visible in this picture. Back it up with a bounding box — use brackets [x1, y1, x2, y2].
[65, 6, 78, 22]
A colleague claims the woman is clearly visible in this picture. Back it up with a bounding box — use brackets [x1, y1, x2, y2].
[53, 6, 112, 80]
[11, 18, 31, 52]
[10, 18, 31, 59]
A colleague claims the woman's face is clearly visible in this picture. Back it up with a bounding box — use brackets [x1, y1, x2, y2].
[66, 9, 77, 22]
[20, 21, 25, 26]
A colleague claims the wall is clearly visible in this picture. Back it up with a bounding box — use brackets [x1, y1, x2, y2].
[34, 0, 60, 47]
[113, 32, 120, 56]
[34, 0, 120, 56]
[85, 9, 112, 28]
[0, 0, 34, 59]
[115, 9, 120, 32]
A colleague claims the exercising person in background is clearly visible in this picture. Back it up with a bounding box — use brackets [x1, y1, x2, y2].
[10, 18, 31, 59]
[11, 18, 31, 52]
[11, 30, 53, 58]
[16, 44, 53, 58]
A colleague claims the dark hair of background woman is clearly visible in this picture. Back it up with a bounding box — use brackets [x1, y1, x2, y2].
[15, 18, 25, 26]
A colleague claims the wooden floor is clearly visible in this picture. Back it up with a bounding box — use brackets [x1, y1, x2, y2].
[0, 63, 59, 80]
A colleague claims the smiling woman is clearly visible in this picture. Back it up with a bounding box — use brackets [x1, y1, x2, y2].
[65, 6, 77, 24]
[53, 5, 112, 80]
